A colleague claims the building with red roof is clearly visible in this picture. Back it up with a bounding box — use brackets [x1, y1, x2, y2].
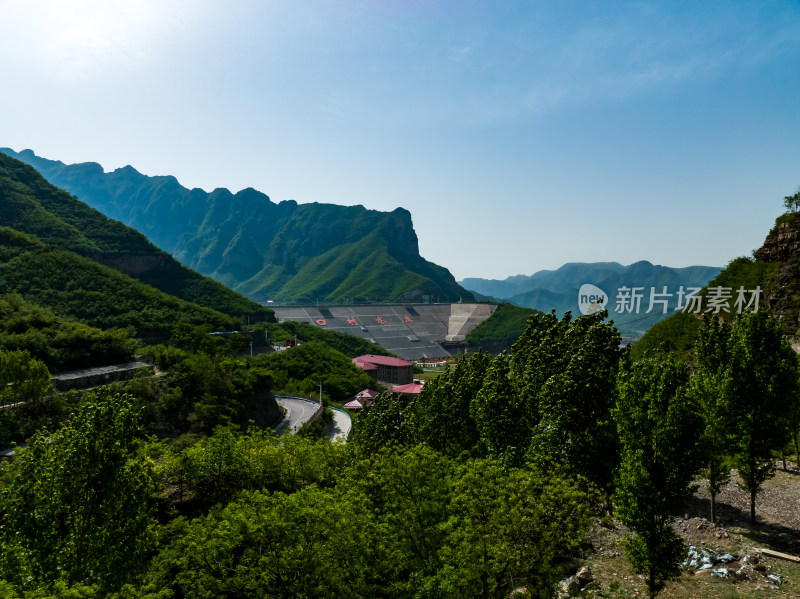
[352, 355, 413, 385]
[392, 382, 423, 396]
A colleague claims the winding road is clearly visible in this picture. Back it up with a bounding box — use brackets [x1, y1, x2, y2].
[274, 396, 352, 442]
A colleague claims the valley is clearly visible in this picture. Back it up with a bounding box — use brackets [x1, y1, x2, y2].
[0, 146, 798, 599]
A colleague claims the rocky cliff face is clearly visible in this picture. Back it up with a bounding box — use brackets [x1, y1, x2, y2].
[753, 214, 800, 335]
[754, 215, 800, 262]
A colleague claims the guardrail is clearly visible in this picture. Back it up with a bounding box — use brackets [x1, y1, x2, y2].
[274, 395, 324, 425]
[328, 405, 353, 439]
[274, 395, 353, 440]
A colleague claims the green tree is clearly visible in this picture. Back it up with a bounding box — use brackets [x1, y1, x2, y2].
[343, 445, 454, 596]
[0, 349, 50, 406]
[169, 426, 348, 507]
[693, 315, 735, 523]
[723, 311, 798, 524]
[783, 186, 800, 213]
[254, 341, 374, 402]
[510, 310, 571, 429]
[470, 353, 526, 465]
[0, 390, 158, 593]
[410, 352, 490, 458]
[438, 459, 592, 599]
[524, 311, 622, 500]
[149, 486, 375, 599]
[350, 391, 413, 456]
[613, 358, 703, 599]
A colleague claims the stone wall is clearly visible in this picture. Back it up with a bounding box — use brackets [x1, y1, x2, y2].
[51, 362, 151, 391]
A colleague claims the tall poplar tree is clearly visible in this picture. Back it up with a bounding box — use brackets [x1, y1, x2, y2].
[613, 358, 703, 599]
[723, 311, 797, 524]
[693, 315, 735, 523]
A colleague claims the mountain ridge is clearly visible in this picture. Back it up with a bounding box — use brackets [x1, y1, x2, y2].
[1, 148, 472, 305]
[461, 261, 722, 337]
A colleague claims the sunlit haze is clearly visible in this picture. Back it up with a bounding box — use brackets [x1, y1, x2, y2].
[2, 0, 799, 279]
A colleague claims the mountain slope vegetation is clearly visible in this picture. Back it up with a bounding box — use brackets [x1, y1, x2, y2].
[464, 303, 540, 352]
[0, 151, 273, 322]
[2, 148, 472, 304]
[0, 226, 239, 340]
[0, 292, 138, 372]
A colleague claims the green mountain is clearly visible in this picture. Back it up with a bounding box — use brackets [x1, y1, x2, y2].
[0, 151, 273, 324]
[462, 262, 627, 299]
[1, 148, 473, 304]
[0, 153, 272, 341]
[461, 261, 721, 338]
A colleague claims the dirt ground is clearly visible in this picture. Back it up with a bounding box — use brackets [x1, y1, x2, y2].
[569, 462, 800, 598]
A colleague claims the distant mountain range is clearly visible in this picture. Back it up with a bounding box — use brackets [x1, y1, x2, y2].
[461, 261, 722, 337]
[1, 148, 472, 305]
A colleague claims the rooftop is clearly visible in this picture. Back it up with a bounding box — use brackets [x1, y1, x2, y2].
[352, 354, 413, 369]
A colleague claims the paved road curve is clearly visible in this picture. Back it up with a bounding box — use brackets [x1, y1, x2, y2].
[274, 396, 353, 442]
[274, 396, 318, 435]
[328, 407, 352, 442]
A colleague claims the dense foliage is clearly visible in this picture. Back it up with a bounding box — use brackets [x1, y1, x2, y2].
[119, 349, 274, 437]
[253, 341, 376, 402]
[385, 310, 622, 494]
[630, 311, 701, 362]
[0, 391, 158, 593]
[463, 303, 538, 351]
[0, 348, 50, 407]
[0, 300, 795, 599]
[0, 227, 242, 341]
[0, 293, 137, 372]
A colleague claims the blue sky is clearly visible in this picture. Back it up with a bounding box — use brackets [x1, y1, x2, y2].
[2, 1, 799, 280]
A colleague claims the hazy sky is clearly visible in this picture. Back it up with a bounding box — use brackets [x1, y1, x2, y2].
[2, 1, 799, 280]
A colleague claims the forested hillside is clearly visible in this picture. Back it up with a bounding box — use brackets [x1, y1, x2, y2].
[1, 148, 472, 304]
[463, 302, 539, 352]
[0, 226, 239, 340]
[0, 152, 273, 323]
[0, 293, 137, 372]
[0, 275, 798, 598]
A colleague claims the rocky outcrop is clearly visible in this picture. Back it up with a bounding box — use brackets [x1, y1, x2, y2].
[752, 214, 800, 335]
[754, 215, 800, 263]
